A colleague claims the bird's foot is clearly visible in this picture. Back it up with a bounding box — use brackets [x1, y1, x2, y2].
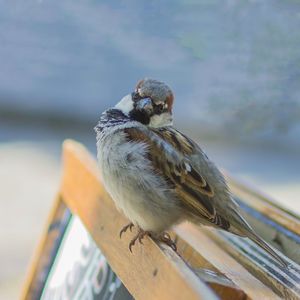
[128, 229, 152, 252]
[119, 222, 134, 238]
[121, 225, 177, 253]
[156, 232, 177, 251]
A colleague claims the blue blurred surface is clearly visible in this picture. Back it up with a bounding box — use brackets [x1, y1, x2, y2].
[1, 0, 300, 147]
[0, 0, 299, 203]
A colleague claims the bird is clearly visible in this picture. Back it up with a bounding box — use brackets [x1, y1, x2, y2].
[95, 78, 287, 267]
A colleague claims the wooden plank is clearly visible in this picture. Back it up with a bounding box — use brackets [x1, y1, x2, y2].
[60, 140, 218, 300]
[236, 198, 300, 264]
[227, 175, 300, 235]
[174, 234, 248, 299]
[226, 176, 300, 264]
[173, 234, 249, 300]
[21, 197, 71, 300]
[205, 228, 300, 300]
[175, 223, 281, 300]
[23, 139, 299, 299]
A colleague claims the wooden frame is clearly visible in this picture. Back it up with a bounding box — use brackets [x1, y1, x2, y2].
[21, 197, 71, 300]
[22, 140, 300, 300]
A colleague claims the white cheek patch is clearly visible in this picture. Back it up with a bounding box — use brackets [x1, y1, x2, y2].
[115, 94, 134, 115]
[149, 112, 173, 128]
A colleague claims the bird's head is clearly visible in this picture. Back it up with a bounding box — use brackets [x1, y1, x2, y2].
[115, 78, 174, 127]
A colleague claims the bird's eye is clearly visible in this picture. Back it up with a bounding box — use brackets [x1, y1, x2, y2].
[154, 103, 164, 114]
[132, 92, 142, 102]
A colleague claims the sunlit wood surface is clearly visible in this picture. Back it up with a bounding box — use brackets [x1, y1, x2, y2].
[22, 140, 300, 300]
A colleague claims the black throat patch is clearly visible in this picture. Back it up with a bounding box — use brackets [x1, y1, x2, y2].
[129, 109, 150, 125]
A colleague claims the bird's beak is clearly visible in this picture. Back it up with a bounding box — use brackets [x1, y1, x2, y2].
[136, 97, 153, 115]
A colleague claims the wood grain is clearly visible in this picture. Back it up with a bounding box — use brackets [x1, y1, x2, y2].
[22, 139, 300, 300]
[204, 228, 300, 300]
[175, 223, 281, 300]
[21, 197, 71, 300]
[227, 176, 300, 235]
[171, 233, 248, 299]
[227, 176, 300, 264]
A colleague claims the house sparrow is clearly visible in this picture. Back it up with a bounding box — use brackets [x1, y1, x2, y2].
[95, 78, 287, 267]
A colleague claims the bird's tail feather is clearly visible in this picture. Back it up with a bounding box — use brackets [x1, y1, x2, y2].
[230, 212, 288, 267]
[245, 230, 288, 268]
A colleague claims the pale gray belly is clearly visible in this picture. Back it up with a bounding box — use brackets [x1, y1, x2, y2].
[97, 135, 181, 232]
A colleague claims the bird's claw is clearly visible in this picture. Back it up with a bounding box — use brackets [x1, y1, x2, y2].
[120, 225, 177, 253]
[119, 223, 134, 238]
[129, 238, 136, 253]
[157, 232, 177, 252]
[128, 229, 152, 252]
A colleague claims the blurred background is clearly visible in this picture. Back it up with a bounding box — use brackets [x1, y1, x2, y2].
[1, 0, 300, 298]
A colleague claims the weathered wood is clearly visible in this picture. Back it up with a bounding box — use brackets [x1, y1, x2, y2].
[172, 233, 248, 299]
[205, 228, 300, 300]
[226, 176, 300, 265]
[227, 175, 300, 235]
[22, 139, 300, 300]
[21, 197, 71, 300]
[175, 178, 300, 299]
[60, 140, 218, 300]
[175, 223, 281, 300]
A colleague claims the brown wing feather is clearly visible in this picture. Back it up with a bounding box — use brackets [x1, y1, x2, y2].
[124, 126, 216, 221]
[153, 127, 195, 155]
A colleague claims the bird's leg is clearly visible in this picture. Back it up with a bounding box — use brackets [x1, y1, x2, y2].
[121, 225, 177, 253]
[119, 222, 134, 238]
[155, 232, 177, 251]
[128, 229, 153, 252]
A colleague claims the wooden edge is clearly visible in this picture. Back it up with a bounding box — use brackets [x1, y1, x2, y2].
[203, 228, 300, 300]
[20, 196, 71, 300]
[226, 175, 300, 235]
[172, 234, 249, 300]
[60, 139, 218, 300]
[175, 223, 281, 300]
[235, 199, 300, 264]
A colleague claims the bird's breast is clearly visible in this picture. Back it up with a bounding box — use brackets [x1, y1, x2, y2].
[96, 130, 181, 232]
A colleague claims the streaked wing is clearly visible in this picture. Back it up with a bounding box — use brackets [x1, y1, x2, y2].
[124, 126, 217, 221]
